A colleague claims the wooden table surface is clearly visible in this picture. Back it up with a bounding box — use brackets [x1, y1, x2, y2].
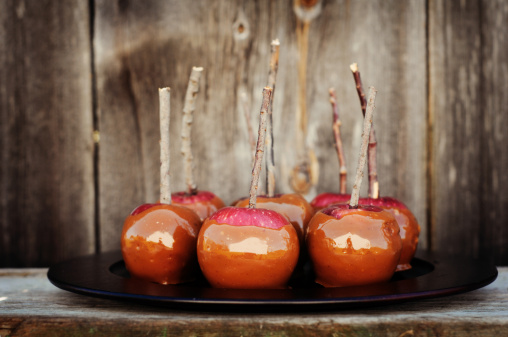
[1, 267, 507, 336]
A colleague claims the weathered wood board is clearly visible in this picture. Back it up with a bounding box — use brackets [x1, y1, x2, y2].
[0, 1, 95, 266]
[429, 0, 508, 263]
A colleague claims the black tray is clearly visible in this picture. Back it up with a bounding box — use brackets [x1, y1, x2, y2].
[47, 250, 497, 311]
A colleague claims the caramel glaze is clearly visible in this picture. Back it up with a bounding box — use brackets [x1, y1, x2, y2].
[306, 206, 402, 287]
[172, 191, 225, 221]
[359, 197, 420, 271]
[234, 193, 314, 244]
[197, 220, 300, 289]
[121, 204, 202, 285]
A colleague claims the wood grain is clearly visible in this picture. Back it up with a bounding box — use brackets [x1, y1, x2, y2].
[95, 0, 428, 253]
[0, 1, 94, 266]
[429, 0, 508, 264]
[478, 0, 508, 265]
[1, 268, 508, 336]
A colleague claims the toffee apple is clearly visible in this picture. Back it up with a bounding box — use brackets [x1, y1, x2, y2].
[171, 67, 225, 220]
[197, 206, 299, 289]
[121, 87, 202, 285]
[122, 203, 201, 284]
[350, 63, 420, 271]
[197, 87, 300, 289]
[307, 87, 402, 287]
[307, 203, 401, 287]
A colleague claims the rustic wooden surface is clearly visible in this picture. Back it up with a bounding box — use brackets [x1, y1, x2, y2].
[479, 0, 508, 264]
[0, 267, 506, 336]
[429, 0, 508, 264]
[0, 1, 95, 266]
[0, 0, 507, 267]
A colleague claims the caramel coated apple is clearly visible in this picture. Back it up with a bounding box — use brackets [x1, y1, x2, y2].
[234, 193, 313, 244]
[121, 203, 202, 285]
[171, 190, 225, 221]
[306, 204, 402, 287]
[197, 207, 299, 289]
[359, 197, 420, 271]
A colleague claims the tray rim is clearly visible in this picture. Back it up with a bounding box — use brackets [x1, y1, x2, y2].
[47, 250, 498, 310]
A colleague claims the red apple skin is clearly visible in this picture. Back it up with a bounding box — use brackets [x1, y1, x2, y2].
[171, 190, 225, 221]
[197, 207, 300, 289]
[306, 204, 402, 287]
[121, 203, 202, 285]
[234, 193, 314, 244]
[310, 193, 351, 212]
[359, 197, 420, 271]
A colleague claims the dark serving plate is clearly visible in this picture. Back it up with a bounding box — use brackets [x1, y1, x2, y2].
[47, 250, 497, 311]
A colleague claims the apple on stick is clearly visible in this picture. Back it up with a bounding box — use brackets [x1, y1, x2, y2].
[171, 67, 226, 220]
[197, 87, 300, 289]
[306, 87, 403, 287]
[350, 63, 420, 271]
[121, 87, 202, 285]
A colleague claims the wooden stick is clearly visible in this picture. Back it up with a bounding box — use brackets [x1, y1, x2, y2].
[159, 87, 172, 204]
[350, 63, 379, 199]
[329, 88, 347, 194]
[181, 66, 203, 196]
[249, 87, 273, 209]
[266, 39, 280, 197]
[350, 87, 377, 208]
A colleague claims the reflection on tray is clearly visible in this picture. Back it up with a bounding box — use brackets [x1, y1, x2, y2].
[109, 258, 435, 290]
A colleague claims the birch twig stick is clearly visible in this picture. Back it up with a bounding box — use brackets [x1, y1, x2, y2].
[181, 66, 203, 196]
[329, 88, 347, 194]
[350, 63, 379, 198]
[249, 87, 273, 209]
[350, 87, 377, 208]
[159, 87, 172, 204]
[266, 39, 280, 197]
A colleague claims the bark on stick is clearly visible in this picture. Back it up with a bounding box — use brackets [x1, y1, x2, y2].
[249, 87, 273, 209]
[159, 87, 172, 204]
[350, 63, 379, 198]
[181, 67, 203, 196]
[350, 87, 377, 208]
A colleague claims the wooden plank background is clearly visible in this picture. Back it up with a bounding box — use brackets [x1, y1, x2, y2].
[0, 0, 506, 267]
[0, 1, 95, 266]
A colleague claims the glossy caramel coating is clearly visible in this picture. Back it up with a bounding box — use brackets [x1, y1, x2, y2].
[306, 205, 402, 287]
[360, 197, 420, 271]
[121, 204, 202, 285]
[172, 190, 225, 221]
[197, 219, 300, 289]
[234, 193, 313, 244]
